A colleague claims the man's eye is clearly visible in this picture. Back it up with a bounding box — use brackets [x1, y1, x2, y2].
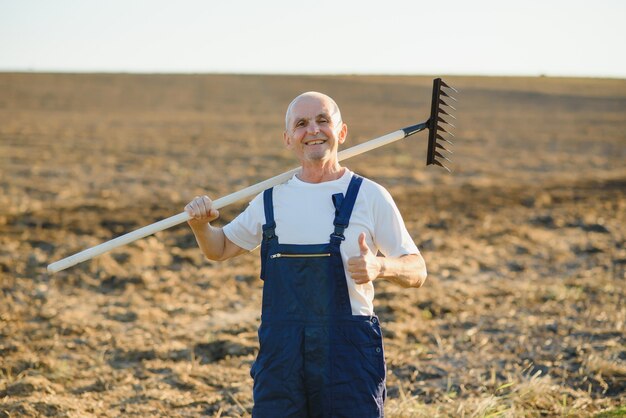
[296, 121, 305, 127]
[318, 118, 328, 124]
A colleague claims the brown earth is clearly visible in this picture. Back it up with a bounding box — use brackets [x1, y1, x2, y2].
[0, 73, 625, 417]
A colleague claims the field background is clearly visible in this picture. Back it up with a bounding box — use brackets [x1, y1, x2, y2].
[0, 73, 625, 417]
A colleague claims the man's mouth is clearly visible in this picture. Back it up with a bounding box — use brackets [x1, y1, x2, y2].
[305, 139, 327, 146]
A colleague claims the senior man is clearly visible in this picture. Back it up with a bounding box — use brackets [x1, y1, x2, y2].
[185, 91, 427, 417]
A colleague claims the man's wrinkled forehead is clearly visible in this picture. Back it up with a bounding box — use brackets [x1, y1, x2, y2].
[285, 92, 342, 130]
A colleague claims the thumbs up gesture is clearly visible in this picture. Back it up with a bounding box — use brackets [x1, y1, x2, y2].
[347, 232, 382, 284]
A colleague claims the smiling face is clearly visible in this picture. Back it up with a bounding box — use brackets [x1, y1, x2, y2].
[283, 92, 347, 165]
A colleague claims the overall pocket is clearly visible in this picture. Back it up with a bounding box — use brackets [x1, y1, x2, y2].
[334, 320, 386, 382]
[269, 252, 331, 259]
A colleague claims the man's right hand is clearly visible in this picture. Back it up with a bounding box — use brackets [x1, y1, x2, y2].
[184, 195, 220, 228]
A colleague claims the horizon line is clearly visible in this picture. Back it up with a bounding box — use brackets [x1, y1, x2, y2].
[0, 68, 624, 80]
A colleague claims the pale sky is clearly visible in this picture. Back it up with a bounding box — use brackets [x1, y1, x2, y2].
[1, 0, 624, 77]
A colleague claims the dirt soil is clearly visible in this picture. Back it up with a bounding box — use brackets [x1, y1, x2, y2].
[0, 73, 625, 417]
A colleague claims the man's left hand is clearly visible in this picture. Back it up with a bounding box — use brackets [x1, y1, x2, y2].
[347, 232, 382, 284]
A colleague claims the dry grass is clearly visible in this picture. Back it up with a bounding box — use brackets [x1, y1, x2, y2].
[385, 370, 615, 417]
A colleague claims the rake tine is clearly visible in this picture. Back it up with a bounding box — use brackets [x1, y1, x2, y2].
[436, 133, 454, 146]
[440, 80, 458, 94]
[435, 142, 453, 154]
[440, 90, 457, 102]
[433, 159, 451, 172]
[437, 116, 455, 128]
[439, 108, 456, 120]
[434, 151, 452, 163]
[439, 99, 456, 111]
[437, 125, 455, 137]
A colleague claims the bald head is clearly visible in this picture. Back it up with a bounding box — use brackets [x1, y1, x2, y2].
[284, 92, 343, 132]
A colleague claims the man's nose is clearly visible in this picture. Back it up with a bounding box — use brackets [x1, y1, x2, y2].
[306, 122, 320, 135]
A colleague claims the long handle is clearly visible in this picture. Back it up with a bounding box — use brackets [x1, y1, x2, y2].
[47, 123, 426, 273]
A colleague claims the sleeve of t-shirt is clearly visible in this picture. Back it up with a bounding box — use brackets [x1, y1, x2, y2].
[370, 184, 420, 258]
[222, 192, 265, 251]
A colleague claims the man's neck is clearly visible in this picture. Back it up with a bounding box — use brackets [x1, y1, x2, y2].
[298, 161, 346, 184]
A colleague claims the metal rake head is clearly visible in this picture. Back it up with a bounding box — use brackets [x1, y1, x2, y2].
[426, 78, 458, 171]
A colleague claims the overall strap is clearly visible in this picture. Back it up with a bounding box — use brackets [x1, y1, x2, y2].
[262, 188, 276, 240]
[260, 188, 276, 281]
[331, 175, 363, 244]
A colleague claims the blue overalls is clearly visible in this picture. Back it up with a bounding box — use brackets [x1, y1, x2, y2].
[251, 175, 386, 418]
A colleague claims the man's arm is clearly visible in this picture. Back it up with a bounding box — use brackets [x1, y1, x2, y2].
[347, 233, 427, 288]
[375, 253, 427, 288]
[185, 195, 247, 261]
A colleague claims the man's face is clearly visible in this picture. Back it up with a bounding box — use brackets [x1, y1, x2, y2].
[283, 95, 347, 163]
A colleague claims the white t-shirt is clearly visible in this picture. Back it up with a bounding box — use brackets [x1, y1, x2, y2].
[223, 169, 419, 315]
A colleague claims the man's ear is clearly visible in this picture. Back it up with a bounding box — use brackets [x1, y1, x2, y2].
[338, 123, 348, 145]
[283, 131, 291, 148]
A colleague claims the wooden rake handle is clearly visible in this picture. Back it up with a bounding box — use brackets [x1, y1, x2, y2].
[47, 124, 429, 274]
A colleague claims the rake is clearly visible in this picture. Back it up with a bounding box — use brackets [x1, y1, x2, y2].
[47, 78, 458, 273]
